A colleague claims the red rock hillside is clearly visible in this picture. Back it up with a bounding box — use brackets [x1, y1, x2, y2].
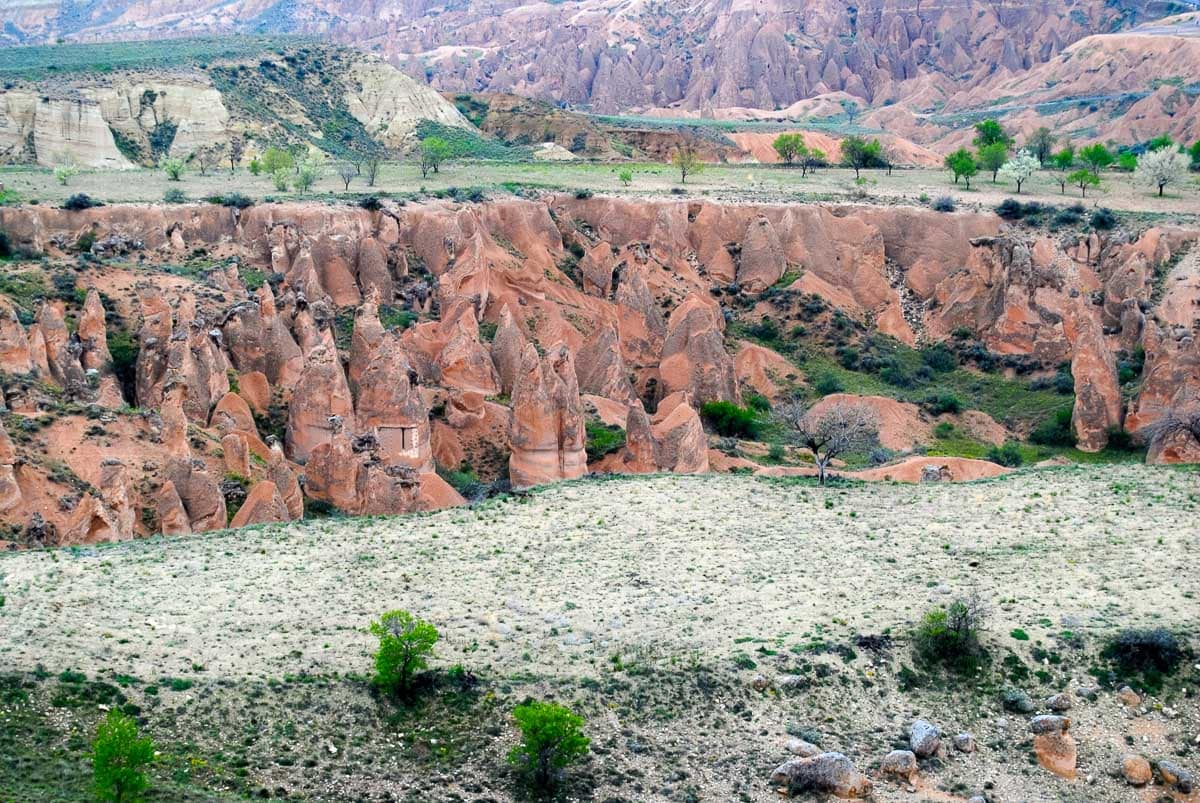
[0, 195, 1195, 546]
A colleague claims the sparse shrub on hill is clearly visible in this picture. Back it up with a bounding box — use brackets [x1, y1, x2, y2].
[585, 420, 625, 462]
[162, 188, 187, 204]
[1090, 207, 1117, 230]
[700, 401, 761, 439]
[1030, 407, 1076, 447]
[61, 193, 101, 211]
[370, 610, 438, 695]
[813, 373, 844, 396]
[1100, 628, 1190, 694]
[913, 594, 987, 674]
[985, 441, 1023, 467]
[931, 195, 956, 212]
[509, 700, 589, 793]
[92, 709, 154, 803]
[921, 392, 963, 415]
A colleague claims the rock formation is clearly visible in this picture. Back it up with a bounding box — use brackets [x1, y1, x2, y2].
[508, 343, 587, 489]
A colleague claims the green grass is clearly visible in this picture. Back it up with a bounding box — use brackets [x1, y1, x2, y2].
[415, 120, 533, 162]
[0, 36, 315, 81]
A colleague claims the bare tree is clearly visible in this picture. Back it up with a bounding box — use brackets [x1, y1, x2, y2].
[228, 136, 244, 173]
[775, 399, 879, 485]
[364, 152, 383, 187]
[336, 161, 357, 191]
[1143, 405, 1200, 454]
[193, 144, 223, 177]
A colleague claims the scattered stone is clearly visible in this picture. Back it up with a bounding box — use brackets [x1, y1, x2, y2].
[1075, 685, 1099, 701]
[750, 673, 769, 691]
[786, 739, 821, 757]
[1121, 754, 1152, 786]
[908, 719, 941, 758]
[1158, 760, 1194, 793]
[1045, 692, 1073, 711]
[1117, 686, 1141, 707]
[1029, 715, 1070, 735]
[968, 798, 987, 803]
[953, 733, 978, 753]
[778, 674, 806, 689]
[770, 752, 872, 799]
[1034, 730, 1077, 779]
[879, 750, 918, 782]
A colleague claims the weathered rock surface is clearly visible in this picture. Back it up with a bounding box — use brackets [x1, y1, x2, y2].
[770, 752, 871, 799]
[509, 343, 587, 489]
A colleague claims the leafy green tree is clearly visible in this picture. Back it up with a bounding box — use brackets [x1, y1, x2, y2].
[1146, 134, 1174, 152]
[1189, 140, 1200, 169]
[509, 701, 590, 792]
[248, 157, 262, 176]
[772, 133, 807, 165]
[419, 136, 452, 178]
[54, 163, 79, 186]
[617, 167, 633, 186]
[1026, 126, 1055, 166]
[1051, 145, 1076, 193]
[370, 609, 438, 693]
[977, 141, 1008, 182]
[293, 159, 321, 194]
[1069, 168, 1100, 197]
[260, 146, 294, 176]
[271, 169, 290, 192]
[1078, 143, 1114, 176]
[1117, 152, 1138, 172]
[160, 157, 185, 182]
[944, 148, 978, 188]
[973, 118, 1012, 148]
[804, 147, 826, 175]
[840, 135, 882, 179]
[997, 149, 1038, 193]
[671, 145, 705, 183]
[93, 710, 155, 803]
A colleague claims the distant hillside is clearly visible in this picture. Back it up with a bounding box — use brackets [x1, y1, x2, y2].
[0, 38, 473, 168]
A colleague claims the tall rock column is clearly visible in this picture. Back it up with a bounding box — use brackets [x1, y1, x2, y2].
[509, 343, 588, 489]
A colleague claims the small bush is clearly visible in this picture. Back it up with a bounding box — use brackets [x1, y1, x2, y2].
[933, 421, 956, 439]
[921, 343, 958, 372]
[995, 198, 1024, 220]
[1104, 628, 1185, 673]
[745, 392, 771, 413]
[585, 420, 626, 462]
[1030, 407, 1076, 447]
[574, 189, 594, 200]
[62, 193, 101, 211]
[509, 700, 589, 792]
[93, 709, 154, 802]
[1090, 207, 1117, 230]
[931, 196, 956, 213]
[369, 610, 438, 694]
[922, 392, 963, 415]
[879, 357, 917, 388]
[814, 373, 843, 396]
[986, 441, 1023, 467]
[358, 195, 382, 211]
[217, 192, 254, 209]
[913, 596, 986, 673]
[1104, 426, 1136, 451]
[162, 188, 187, 204]
[700, 401, 761, 439]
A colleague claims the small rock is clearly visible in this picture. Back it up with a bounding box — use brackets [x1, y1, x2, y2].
[1034, 732, 1077, 779]
[953, 732, 978, 753]
[1117, 686, 1141, 707]
[1046, 692, 1073, 711]
[778, 674, 806, 689]
[1121, 754, 1151, 786]
[786, 738, 821, 757]
[968, 798, 987, 803]
[1029, 715, 1070, 735]
[909, 719, 941, 758]
[1075, 685, 1099, 702]
[1158, 760, 1194, 793]
[770, 752, 872, 799]
[879, 750, 918, 782]
[751, 673, 769, 691]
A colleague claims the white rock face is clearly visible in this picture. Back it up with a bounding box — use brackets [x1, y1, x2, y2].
[345, 58, 472, 148]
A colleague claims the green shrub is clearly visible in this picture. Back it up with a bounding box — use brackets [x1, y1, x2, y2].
[1090, 207, 1117, 230]
[509, 700, 589, 791]
[162, 188, 187, 204]
[745, 392, 771, 413]
[369, 610, 438, 694]
[813, 373, 844, 396]
[92, 709, 154, 802]
[933, 422, 956, 439]
[986, 441, 1023, 467]
[913, 598, 986, 674]
[1030, 407, 1076, 447]
[920, 343, 957, 372]
[1100, 628, 1190, 694]
[62, 193, 101, 211]
[700, 401, 761, 439]
[585, 420, 626, 462]
[922, 392, 963, 415]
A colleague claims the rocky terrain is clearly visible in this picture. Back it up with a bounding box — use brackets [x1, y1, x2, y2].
[0, 41, 470, 167]
[1, 463, 1198, 800]
[0, 193, 1197, 548]
[2, 0, 1195, 147]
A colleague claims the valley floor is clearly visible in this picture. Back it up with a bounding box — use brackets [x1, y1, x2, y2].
[3, 160, 1198, 219]
[1, 465, 1198, 801]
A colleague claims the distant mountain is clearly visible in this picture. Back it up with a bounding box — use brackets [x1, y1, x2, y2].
[0, 0, 1184, 114]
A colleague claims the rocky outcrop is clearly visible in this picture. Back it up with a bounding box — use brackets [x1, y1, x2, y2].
[0, 419, 21, 515]
[509, 343, 587, 489]
[659, 293, 739, 405]
[604, 394, 708, 475]
[286, 345, 355, 463]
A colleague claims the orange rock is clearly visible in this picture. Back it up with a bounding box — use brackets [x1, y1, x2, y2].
[734, 342, 797, 401]
[236, 371, 271, 414]
[808, 394, 930, 451]
[1033, 732, 1077, 779]
[156, 480, 191, 536]
[509, 343, 587, 488]
[576, 322, 637, 404]
[229, 481, 290, 528]
[0, 297, 32, 375]
[659, 293, 739, 405]
[490, 303, 528, 396]
[436, 304, 500, 395]
[286, 345, 355, 463]
[736, 216, 786, 291]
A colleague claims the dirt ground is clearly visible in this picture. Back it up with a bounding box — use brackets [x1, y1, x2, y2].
[3, 160, 1197, 218]
[2, 465, 1198, 802]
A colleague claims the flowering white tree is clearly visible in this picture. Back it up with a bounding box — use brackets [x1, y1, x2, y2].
[1135, 147, 1188, 197]
[997, 149, 1039, 194]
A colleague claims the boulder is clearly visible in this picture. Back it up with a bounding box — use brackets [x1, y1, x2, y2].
[658, 293, 739, 405]
[952, 733, 977, 753]
[878, 749, 918, 782]
[736, 216, 786, 291]
[229, 481, 290, 528]
[489, 304, 527, 396]
[1158, 760, 1194, 793]
[770, 752, 871, 799]
[1121, 754, 1151, 786]
[286, 345, 355, 463]
[908, 719, 941, 758]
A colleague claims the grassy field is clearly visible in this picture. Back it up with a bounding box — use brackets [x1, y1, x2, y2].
[1, 466, 1197, 801]
[3, 159, 1198, 217]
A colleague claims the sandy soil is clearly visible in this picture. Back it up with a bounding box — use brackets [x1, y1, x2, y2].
[2, 465, 1198, 801]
